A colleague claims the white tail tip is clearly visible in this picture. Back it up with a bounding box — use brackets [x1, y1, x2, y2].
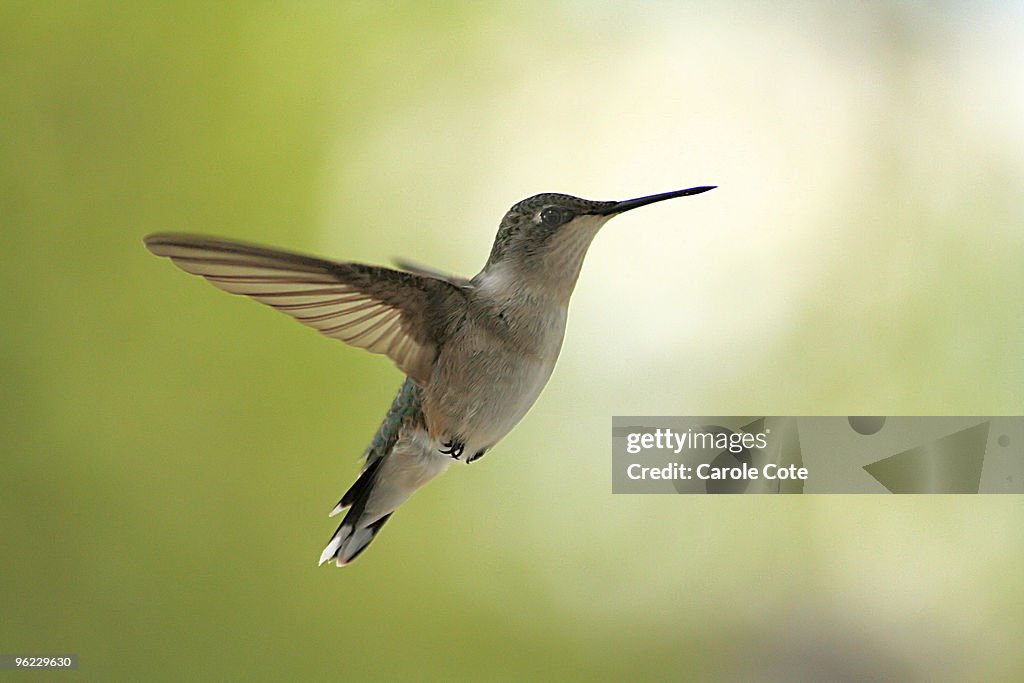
[318, 534, 344, 566]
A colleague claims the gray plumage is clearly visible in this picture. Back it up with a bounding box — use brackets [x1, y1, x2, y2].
[144, 185, 714, 566]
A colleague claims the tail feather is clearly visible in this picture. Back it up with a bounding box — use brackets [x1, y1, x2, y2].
[318, 513, 393, 567]
[319, 451, 391, 567]
[329, 454, 384, 518]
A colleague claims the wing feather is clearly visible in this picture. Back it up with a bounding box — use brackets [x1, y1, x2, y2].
[144, 233, 466, 384]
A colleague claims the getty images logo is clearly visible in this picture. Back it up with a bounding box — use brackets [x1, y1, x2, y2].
[625, 425, 769, 455]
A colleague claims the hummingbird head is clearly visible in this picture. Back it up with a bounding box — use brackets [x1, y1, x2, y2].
[479, 186, 715, 299]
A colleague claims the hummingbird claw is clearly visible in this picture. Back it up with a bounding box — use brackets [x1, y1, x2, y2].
[439, 439, 465, 460]
[467, 449, 487, 463]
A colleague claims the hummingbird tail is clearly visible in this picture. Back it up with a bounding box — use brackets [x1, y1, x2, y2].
[317, 421, 448, 567]
[318, 512, 393, 567]
[318, 456, 392, 567]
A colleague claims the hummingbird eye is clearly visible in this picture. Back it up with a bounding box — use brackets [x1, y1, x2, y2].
[539, 207, 571, 226]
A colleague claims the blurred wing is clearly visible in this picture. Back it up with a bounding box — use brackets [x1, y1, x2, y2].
[393, 258, 471, 288]
[144, 233, 464, 384]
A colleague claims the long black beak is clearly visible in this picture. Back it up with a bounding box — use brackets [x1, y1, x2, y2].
[600, 185, 716, 215]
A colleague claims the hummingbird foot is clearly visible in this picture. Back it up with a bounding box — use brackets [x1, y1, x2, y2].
[467, 449, 487, 463]
[438, 439, 465, 460]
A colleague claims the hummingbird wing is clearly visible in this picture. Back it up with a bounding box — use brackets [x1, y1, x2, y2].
[144, 233, 464, 385]
[393, 258, 471, 288]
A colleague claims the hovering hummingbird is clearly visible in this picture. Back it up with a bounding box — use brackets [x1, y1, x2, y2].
[145, 185, 715, 566]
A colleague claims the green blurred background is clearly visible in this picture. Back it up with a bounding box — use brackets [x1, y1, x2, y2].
[3, 2, 1022, 680]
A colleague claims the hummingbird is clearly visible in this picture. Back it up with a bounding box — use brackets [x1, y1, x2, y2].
[144, 185, 715, 566]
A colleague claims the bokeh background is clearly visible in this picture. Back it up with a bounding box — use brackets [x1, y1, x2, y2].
[3, 2, 1022, 680]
